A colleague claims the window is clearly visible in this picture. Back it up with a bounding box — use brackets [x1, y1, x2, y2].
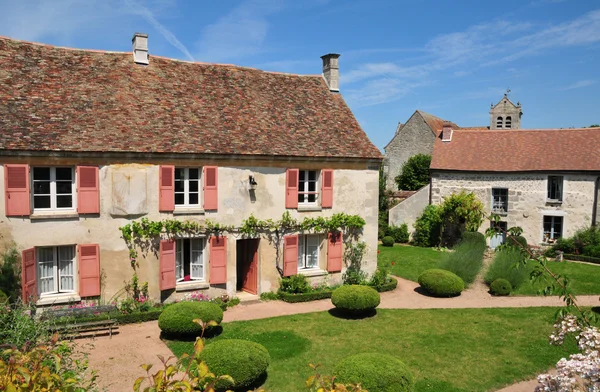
[175, 238, 205, 281]
[492, 188, 508, 214]
[298, 235, 320, 269]
[547, 176, 563, 202]
[298, 170, 319, 205]
[505, 116, 512, 129]
[175, 168, 201, 207]
[32, 167, 75, 211]
[496, 116, 503, 128]
[37, 246, 76, 296]
[543, 216, 563, 243]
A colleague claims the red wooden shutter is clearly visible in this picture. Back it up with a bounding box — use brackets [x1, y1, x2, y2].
[203, 166, 218, 211]
[21, 248, 36, 303]
[159, 165, 175, 212]
[209, 236, 227, 284]
[327, 232, 343, 272]
[321, 169, 334, 208]
[283, 235, 298, 276]
[285, 169, 299, 209]
[159, 240, 176, 291]
[79, 244, 101, 297]
[5, 164, 30, 216]
[77, 166, 100, 214]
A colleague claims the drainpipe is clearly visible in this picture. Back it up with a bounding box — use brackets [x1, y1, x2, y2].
[592, 177, 600, 227]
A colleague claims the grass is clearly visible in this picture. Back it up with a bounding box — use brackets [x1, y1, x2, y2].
[168, 307, 576, 392]
[377, 244, 445, 281]
[438, 240, 486, 286]
[513, 260, 600, 295]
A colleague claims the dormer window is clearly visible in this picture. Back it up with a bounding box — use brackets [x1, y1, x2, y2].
[505, 116, 512, 129]
[496, 116, 503, 129]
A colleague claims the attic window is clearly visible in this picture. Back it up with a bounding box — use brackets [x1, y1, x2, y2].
[496, 117, 503, 128]
[441, 128, 453, 142]
[505, 116, 512, 129]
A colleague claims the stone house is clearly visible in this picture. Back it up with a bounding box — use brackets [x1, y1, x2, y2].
[0, 34, 382, 305]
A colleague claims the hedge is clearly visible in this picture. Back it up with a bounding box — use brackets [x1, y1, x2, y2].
[373, 278, 398, 293]
[279, 290, 333, 303]
[418, 269, 464, 297]
[331, 285, 380, 314]
[564, 254, 600, 264]
[158, 301, 223, 337]
[334, 353, 414, 392]
[490, 278, 512, 296]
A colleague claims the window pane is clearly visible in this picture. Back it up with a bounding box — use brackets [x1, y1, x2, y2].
[298, 236, 305, 268]
[308, 171, 317, 181]
[33, 167, 50, 181]
[59, 248, 74, 292]
[33, 181, 50, 195]
[308, 181, 316, 192]
[307, 194, 316, 203]
[57, 195, 72, 208]
[299, 170, 306, 181]
[298, 194, 304, 203]
[174, 180, 184, 192]
[56, 181, 72, 194]
[55, 167, 72, 181]
[175, 193, 184, 205]
[175, 168, 185, 180]
[189, 169, 199, 179]
[189, 193, 199, 205]
[189, 180, 199, 192]
[34, 196, 51, 209]
[176, 240, 183, 281]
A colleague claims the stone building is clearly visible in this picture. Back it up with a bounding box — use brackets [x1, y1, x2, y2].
[0, 34, 382, 305]
[489, 93, 522, 130]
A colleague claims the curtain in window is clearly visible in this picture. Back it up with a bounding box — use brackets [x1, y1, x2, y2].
[38, 247, 54, 294]
[58, 246, 75, 291]
[191, 238, 203, 279]
[175, 241, 183, 281]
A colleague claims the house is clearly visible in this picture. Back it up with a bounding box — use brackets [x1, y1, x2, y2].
[0, 34, 382, 305]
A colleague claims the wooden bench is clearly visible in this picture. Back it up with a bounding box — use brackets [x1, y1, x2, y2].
[50, 319, 119, 339]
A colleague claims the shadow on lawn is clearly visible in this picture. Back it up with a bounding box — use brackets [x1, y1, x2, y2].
[413, 286, 461, 298]
[159, 325, 224, 341]
[327, 308, 378, 320]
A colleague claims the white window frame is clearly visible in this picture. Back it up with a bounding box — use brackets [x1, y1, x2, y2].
[174, 167, 202, 208]
[298, 234, 320, 270]
[175, 238, 205, 282]
[298, 170, 320, 206]
[491, 188, 508, 214]
[31, 167, 76, 212]
[37, 245, 77, 296]
[543, 215, 563, 243]
[547, 176, 564, 203]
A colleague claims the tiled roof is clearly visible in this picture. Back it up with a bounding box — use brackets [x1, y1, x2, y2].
[417, 111, 459, 134]
[0, 37, 382, 160]
[430, 127, 600, 172]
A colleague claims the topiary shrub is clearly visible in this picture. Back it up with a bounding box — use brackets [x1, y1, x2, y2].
[507, 235, 527, 249]
[461, 231, 486, 246]
[381, 236, 395, 247]
[334, 353, 414, 392]
[200, 339, 270, 390]
[417, 269, 464, 297]
[278, 274, 310, 294]
[158, 301, 223, 337]
[490, 278, 512, 296]
[331, 285, 380, 315]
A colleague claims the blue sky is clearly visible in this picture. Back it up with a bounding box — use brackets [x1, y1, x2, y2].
[1, 0, 599, 151]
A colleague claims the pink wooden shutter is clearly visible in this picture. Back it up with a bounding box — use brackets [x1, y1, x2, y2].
[209, 236, 227, 284]
[79, 244, 101, 297]
[285, 169, 299, 209]
[283, 235, 298, 277]
[5, 164, 30, 216]
[203, 166, 218, 211]
[327, 232, 343, 272]
[321, 169, 334, 208]
[77, 166, 100, 214]
[159, 165, 175, 212]
[21, 248, 36, 303]
[159, 240, 176, 291]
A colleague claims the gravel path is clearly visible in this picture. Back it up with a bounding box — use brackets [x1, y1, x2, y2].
[82, 276, 598, 391]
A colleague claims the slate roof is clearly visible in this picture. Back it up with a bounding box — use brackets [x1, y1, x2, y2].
[430, 127, 600, 172]
[0, 37, 382, 160]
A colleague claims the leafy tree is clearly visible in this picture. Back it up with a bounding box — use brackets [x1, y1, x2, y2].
[590, 124, 600, 127]
[0, 245, 20, 303]
[395, 154, 431, 191]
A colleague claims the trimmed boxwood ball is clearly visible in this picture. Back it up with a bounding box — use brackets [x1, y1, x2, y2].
[331, 285, 380, 313]
[507, 235, 528, 249]
[418, 269, 464, 297]
[200, 339, 270, 390]
[381, 236, 395, 247]
[334, 353, 414, 392]
[158, 301, 223, 336]
[490, 278, 512, 296]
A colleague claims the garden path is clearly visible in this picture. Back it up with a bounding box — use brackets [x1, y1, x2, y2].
[82, 277, 598, 391]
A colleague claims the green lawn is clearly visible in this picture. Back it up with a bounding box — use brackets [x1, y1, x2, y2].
[513, 260, 600, 295]
[168, 308, 575, 392]
[377, 244, 445, 281]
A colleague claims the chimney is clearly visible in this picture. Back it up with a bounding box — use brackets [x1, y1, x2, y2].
[441, 121, 453, 142]
[321, 53, 340, 92]
[132, 33, 149, 65]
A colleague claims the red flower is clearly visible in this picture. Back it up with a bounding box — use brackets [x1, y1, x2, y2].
[391, 262, 396, 266]
[377, 250, 381, 254]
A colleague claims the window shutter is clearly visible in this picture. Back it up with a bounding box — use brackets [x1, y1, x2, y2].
[5, 164, 30, 216]
[159, 165, 175, 212]
[77, 166, 100, 214]
[285, 169, 299, 209]
[321, 169, 334, 208]
[203, 166, 218, 211]
[209, 236, 227, 284]
[78, 244, 101, 297]
[21, 248, 36, 303]
[327, 232, 343, 272]
[283, 235, 298, 276]
[159, 240, 176, 291]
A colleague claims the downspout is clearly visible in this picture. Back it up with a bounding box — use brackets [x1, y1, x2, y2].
[592, 176, 600, 227]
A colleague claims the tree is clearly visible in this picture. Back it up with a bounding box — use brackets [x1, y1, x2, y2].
[590, 124, 600, 127]
[395, 154, 431, 191]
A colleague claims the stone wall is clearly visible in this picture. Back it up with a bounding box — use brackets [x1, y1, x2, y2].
[389, 184, 430, 236]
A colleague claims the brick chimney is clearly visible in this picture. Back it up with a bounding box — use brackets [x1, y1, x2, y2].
[321, 53, 340, 92]
[441, 121, 453, 142]
[132, 33, 149, 65]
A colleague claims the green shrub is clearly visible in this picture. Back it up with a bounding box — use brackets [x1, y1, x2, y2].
[418, 269, 464, 297]
[334, 353, 415, 392]
[259, 291, 280, 301]
[278, 274, 310, 294]
[0, 245, 21, 303]
[381, 236, 395, 247]
[573, 226, 600, 253]
[564, 254, 600, 264]
[461, 231, 485, 246]
[374, 278, 398, 293]
[200, 339, 270, 390]
[506, 235, 527, 249]
[158, 301, 223, 337]
[368, 267, 389, 290]
[0, 290, 7, 304]
[279, 290, 333, 303]
[0, 302, 55, 347]
[395, 153, 431, 191]
[342, 268, 368, 285]
[331, 285, 380, 314]
[438, 238, 486, 285]
[490, 278, 512, 296]
[484, 247, 528, 289]
[413, 205, 443, 247]
[389, 224, 410, 244]
[584, 244, 600, 258]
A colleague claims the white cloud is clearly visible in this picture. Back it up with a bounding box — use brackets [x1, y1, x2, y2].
[341, 63, 427, 84]
[346, 79, 432, 108]
[557, 80, 597, 91]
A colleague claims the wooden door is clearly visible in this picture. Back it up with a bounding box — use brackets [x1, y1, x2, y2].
[241, 239, 259, 295]
[490, 221, 507, 249]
